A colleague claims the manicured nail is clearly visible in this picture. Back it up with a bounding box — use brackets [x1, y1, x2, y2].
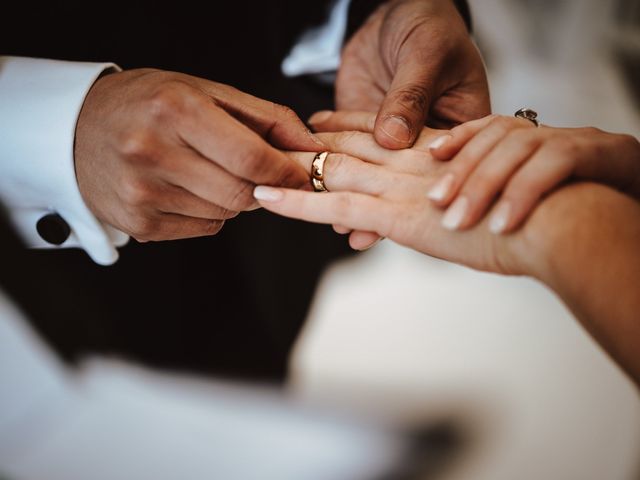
[489, 201, 511, 234]
[308, 130, 326, 146]
[380, 115, 412, 144]
[308, 110, 333, 125]
[441, 196, 469, 230]
[253, 186, 283, 202]
[428, 135, 451, 150]
[427, 173, 455, 202]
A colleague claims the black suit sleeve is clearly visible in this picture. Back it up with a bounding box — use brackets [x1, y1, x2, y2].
[346, 0, 472, 41]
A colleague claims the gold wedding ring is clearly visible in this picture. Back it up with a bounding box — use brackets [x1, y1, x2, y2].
[514, 108, 539, 127]
[311, 151, 330, 192]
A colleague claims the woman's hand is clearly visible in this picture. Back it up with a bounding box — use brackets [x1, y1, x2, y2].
[425, 115, 640, 234]
[255, 123, 526, 275]
[258, 111, 640, 384]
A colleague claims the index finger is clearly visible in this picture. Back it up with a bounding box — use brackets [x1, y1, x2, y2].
[196, 80, 324, 152]
[179, 97, 310, 188]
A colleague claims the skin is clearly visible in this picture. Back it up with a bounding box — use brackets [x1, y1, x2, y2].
[75, 69, 322, 242]
[332, 0, 491, 150]
[253, 114, 640, 385]
[74, 0, 489, 243]
[426, 114, 640, 233]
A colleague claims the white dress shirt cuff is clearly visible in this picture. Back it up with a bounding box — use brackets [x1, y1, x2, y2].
[0, 57, 129, 265]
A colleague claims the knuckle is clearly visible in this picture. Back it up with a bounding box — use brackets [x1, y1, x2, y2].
[236, 143, 304, 188]
[147, 82, 191, 120]
[272, 102, 297, 121]
[128, 214, 158, 239]
[621, 133, 640, 151]
[505, 128, 539, 149]
[582, 126, 602, 136]
[393, 85, 429, 114]
[203, 219, 224, 235]
[222, 209, 240, 220]
[227, 182, 255, 211]
[506, 128, 531, 143]
[237, 144, 269, 178]
[121, 178, 154, 207]
[118, 130, 156, 159]
[490, 115, 518, 133]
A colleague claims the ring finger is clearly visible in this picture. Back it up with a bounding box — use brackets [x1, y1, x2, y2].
[285, 151, 393, 250]
[285, 151, 398, 197]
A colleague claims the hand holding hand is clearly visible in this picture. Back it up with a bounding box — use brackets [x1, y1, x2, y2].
[256, 111, 640, 385]
[257, 115, 517, 274]
[75, 69, 321, 241]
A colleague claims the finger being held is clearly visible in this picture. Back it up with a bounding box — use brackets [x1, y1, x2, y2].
[253, 186, 396, 238]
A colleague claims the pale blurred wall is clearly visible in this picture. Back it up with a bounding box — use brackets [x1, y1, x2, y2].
[475, 0, 640, 134]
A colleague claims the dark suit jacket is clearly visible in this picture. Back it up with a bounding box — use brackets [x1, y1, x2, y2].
[1, 1, 470, 382]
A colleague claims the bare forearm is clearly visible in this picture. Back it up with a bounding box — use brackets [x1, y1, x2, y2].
[514, 183, 640, 383]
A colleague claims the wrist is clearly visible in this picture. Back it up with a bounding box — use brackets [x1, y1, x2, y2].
[500, 182, 635, 285]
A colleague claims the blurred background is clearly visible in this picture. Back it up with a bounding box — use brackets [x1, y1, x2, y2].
[289, 0, 640, 479]
[1, 0, 639, 479]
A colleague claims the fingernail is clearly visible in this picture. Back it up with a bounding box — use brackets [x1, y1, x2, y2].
[308, 110, 333, 125]
[380, 115, 412, 144]
[308, 130, 326, 146]
[359, 236, 384, 251]
[441, 196, 468, 231]
[253, 186, 283, 202]
[427, 173, 455, 202]
[489, 201, 511, 234]
[428, 135, 451, 150]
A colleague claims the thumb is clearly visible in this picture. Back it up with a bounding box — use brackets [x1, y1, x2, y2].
[374, 62, 436, 150]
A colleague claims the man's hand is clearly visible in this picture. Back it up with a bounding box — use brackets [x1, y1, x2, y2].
[333, 0, 490, 149]
[75, 69, 321, 241]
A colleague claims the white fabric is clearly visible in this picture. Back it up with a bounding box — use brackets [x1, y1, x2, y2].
[0, 289, 406, 479]
[0, 57, 129, 265]
[281, 0, 351, 77]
